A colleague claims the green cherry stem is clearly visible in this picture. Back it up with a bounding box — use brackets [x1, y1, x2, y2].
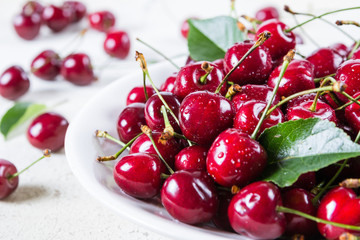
[199, 62, 214, 84]
[173, 132, 195, 146]
[143, 71, 149, 101]
[348, 40, 360, 59]
[341, 91, 360, 108]
[309, 77, 333, 112]
[314, 73, 336, 84]
[291, 13, 320, 47]
[225, 84, 242, 100]
[335, 94, 360, 111]
[95, 130, 127, 148]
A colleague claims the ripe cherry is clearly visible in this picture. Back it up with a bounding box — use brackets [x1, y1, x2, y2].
[345, 92, 360, 132]
[160, 73, 177, 93]
[330, 43, 349, 58]
[0, 159, 19, 199]
[174, 145, 208, 171]
[126, 86, 156, 105]
[62, 1, 87, 23]
[306, 48, 344, 78]
[88, 11, 115, 32]
[60, 53, 95, 86]
[286, 93, 317, 110]
[212, 191, 233, 231]
[104, 30, 130, 59]
[30, 50, 61, 80]
[180, 18, 197, 38]
[0, 66, 30, 100]
[27, 112, 69, 152]
[334, 59, 360, 103]
[13, 13, 41, 40]
[42, 5, 71, 32]
[290, 171, 316, 191]
[351, 48, 360, 60]
[22, 1, 44, 16]
[161, 170, 219, 224]
[255, 6, 279, 21]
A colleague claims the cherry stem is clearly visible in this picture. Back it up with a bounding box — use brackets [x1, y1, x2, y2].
[225, 84, 242, 100]
[314, 73, 335, 84]
[199, 62, 214, 84]
[341, 92, 360, 108]
[336, 20, 360, 27]
[340, 178, 360, 188]
[160, 173, 170, 179]
[276, 205, 360, 231]
[336, 94, 360, 111]
[291, 14, 320, 47]
[60, 28, 88, 56]
[8, 149, 51, 180]
[348, 40, 360, 59]
[251, 49, 295, 139]
[173, 132, 195, 146]
[143, 72, 149, 101]
[136, 38, 180, 70]
[310, 181, 325, 195]
[215, 31, 271, 94]
[95, 130, 127, 148]
[309, 77, 333, 112]
[229, 0, 237, 18]
[339, 233, 360, 240]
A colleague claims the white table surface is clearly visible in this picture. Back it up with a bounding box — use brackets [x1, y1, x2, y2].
[0, 0, 359, 239]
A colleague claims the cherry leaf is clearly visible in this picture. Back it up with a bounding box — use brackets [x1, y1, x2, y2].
[258, 118, 360, 188]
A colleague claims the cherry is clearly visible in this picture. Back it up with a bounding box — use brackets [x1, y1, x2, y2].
[330, 43, 349, 58]
[306, 48, 344, 78]
[317, 187, 360, 239]
[228, 181, 286, 239]
[13, 13, 41, 40]
[290, 171, 316, 191]
[22, 1, 44, 16]
[255, 6, 279, 21]
[234, 100, 284, 136]
[159, 73, 177, 93]
[256, 19, 296, 61]
[27, 112, 69, 152]
[113, 153, 161, 199]
[30, 50, 61, 80]
[60, 53, 95, 86]
[334, 59, 360, 103]
[212, 191, 233, 231]
[267, 59, 315, 98]
[286, 93, 317, 110]
[351, 48, 360, 60]
[179, 91, 235, 146]
[207, 128, 267, 187]
[0, 66, 30, 100]
[88, 11, 115, 33]
[185, 56, 196, 65]
[212, 59, 225, 73]
[42, 5, 71, 32]
[173, 62, 226, 100]
[180, 18, 197, 38]
[62, 1, 87, 23]
[103, 30, 131, 59]
[126, 86, 156, 105]
[161, 170, 219, 224]
[0, 159, 19, 199]
[116, 103, 146, 143]
[224, 40, 272, 85]
[174, 145, 208, 171]
[345, 92, 360, 132]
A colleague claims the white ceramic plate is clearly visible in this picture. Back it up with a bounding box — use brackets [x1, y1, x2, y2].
[65, 60, 249, 240]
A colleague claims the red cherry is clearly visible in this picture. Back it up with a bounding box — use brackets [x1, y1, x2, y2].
[207, 128, 267, 187]
[159, 73, 177, 93]
[351, 48, 360, 60]
[181, 18, 197, 38]
[174, 145, 208, 171]
[113, 153, 161, 199]
[0, 159, 19, 199]
[290, 171, 316, 191]
[13, 13, 41, 40]
[126, 85, 156, 105]
[212, 191, 234, 231]
[0, 66, 30, 100]
[335, 59, 360, 103]
[30, 50, 61, 80]
[62, 1, 87, 23]
[228, 181, 286, 239]
[60, 53, 95, 86]
[185, 56, 196, 65]
[88, 11, 115, 32]
[22, 1, 44, 16]
[255, 6, 279, 21]
[42, 5, 71, 32]
[212, 58, 225, 71]
[330, 43, 349, 58]
[306, 48, 344, 78]
[345, 92, 360, 132]
[103, 30, 130, 59]
[161, 170, 219, 224]
[27, 112, 69, 152]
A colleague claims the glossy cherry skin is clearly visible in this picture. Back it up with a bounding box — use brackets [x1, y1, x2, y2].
[60, 53, 95, 86]
[228, 181, 286, 239]
[42, 5, 71, 32]
[306, 48, 344, 78]
[0, 66, 30, 100]
[351, 48, 360, 60]
[207, 128, 267, 187]
[0, 159, 19, 199]
[335, 59, 360, 103]
[88, 11, 115, 32]
[161, 170, 219, 224]
[13, 13, 41, 40]
[116, 103, 146, 143]
[234, 100, 285, 136]
[212, 191, 233, 231]
[104, 30, 130, 59]
[317, 187, 360, 239]
[31, 50, 61, 80]
[179, 91, 235, 146]
[174, 62, 226, 100]
[345, 92, 360, 132]
[255, 6, 279, 21]
[180, 18, 197, 38]
[113, 153, 161, 199]
[330, 43, 349, 58]
[126, 86, 156, 105]
[224, 40, 272, 85]
[267, 59, 315, 98]
[27, 112, 69, 151]
[160, 73, 177, 93]
[286, 93, 317, 110]
[22, 1, 44, 15]
[174, 145, 207, 171]
[282, 188, 318, 237]
[290, 171, 316, 191]
[232, 84, 280, 111]
[256, 19, 296, 61]
[62, 1, 87, 23]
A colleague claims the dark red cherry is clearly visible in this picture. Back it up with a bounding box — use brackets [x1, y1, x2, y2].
[30, 50, 61, 80]
[256, 19, 296, 61]
[27, 112, 69, 151]
[62, 1, 87, 23]
[185, 56, 196, 65]
[351, 48, 360, 60]
[160, 73, 177, 93]
[207, 128, 267, 187]
[306, 48, 344, 78]
[267, 59, 315, 98]
[228, 181, 286, 239]
[212, 191, 233, 231]
[255, 6, 279, 21]
[126, 85, 156, 105]
[0, 159, 19, 199]
[174, 145, 207, 171]
[224, 40, 272, 85]
[317, 187, 360, 239]
[13, 13, 41, 40]
[144, 92, 181, 132]
[22, 1, 44, 15]
[174, 62, 226, 100]
[161, 170, 219, 224]
[60, 53, 95, 86]
[116, 103, 146, 143]
[290, 171, 316, 191]
[42, 5, 71, 32]
[234, 100, 284, 136]
[335, 59, 360, 103]
[179, 91, 235, 146]
[113, 153, 161, 199]
[88, 11, 115, 32]
[103, 30, 130, 59]
[0, 66, 30, 100]
[212, 58, 225, 72]
[345, 92, 360, 132]
[330, 43, 349, 58]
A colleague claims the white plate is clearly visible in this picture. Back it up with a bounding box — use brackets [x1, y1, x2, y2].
[64, 60, 249, 240]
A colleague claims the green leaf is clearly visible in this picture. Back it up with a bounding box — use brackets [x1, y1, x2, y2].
[188, 16, 244, 61]
[258, 118, 360, 187]
[0, 102, 46, 139]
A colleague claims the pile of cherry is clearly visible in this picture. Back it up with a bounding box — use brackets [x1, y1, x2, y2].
[95, 6, 360, 240]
